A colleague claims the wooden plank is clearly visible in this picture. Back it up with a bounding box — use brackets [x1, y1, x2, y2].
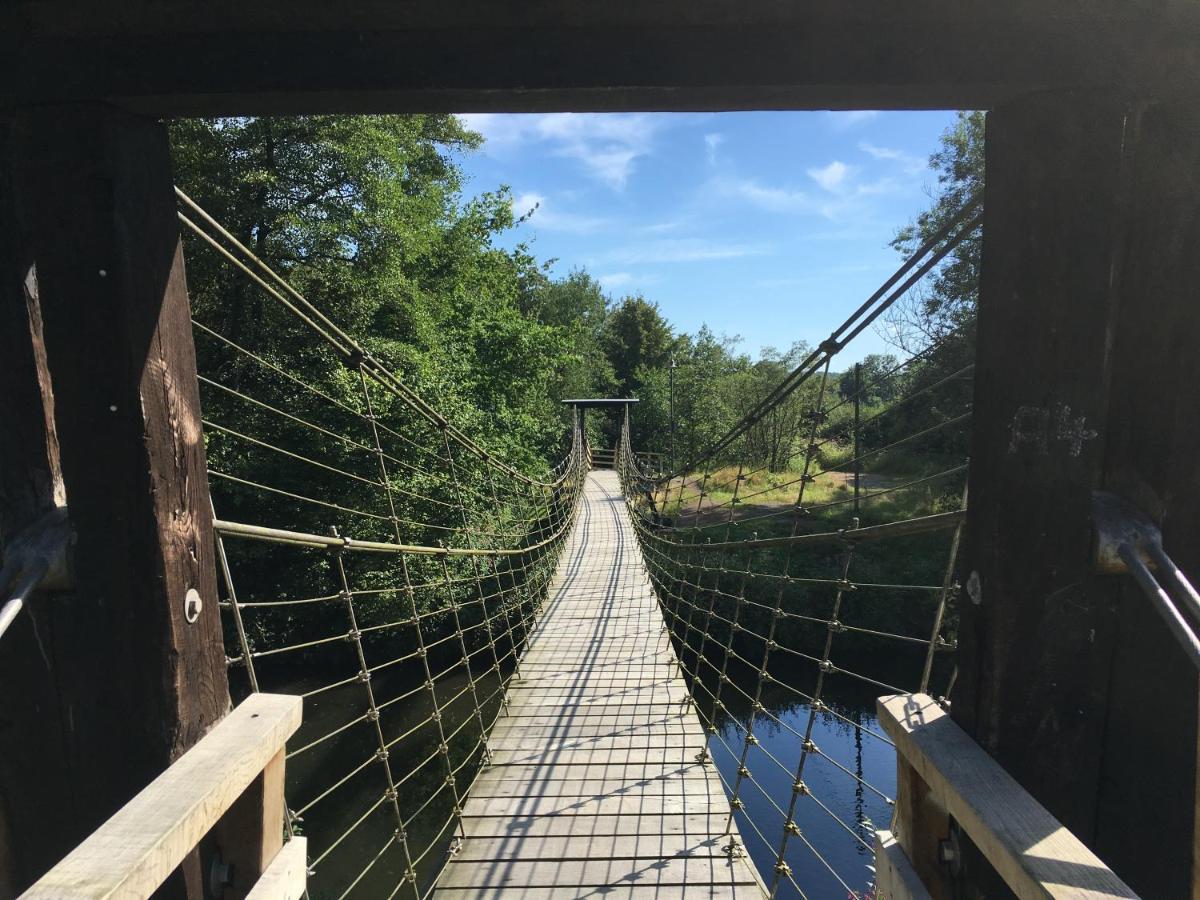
[488, 748, 706, 767]
[245, 838, 306, 900]
[438, 857, 758, 890]
[877, 694, 1136, 900]
[873, 830, 931, 900]
[459, 813, 734, 840]
[25, 694, 302, 899]
[213, 749, 286, 898]
[435, 887, 753, 899]
[442, 471, 763, 897]
[474, 762, 709, 781]
[465, 776, 719, 800]
[453, 833, 727, 862]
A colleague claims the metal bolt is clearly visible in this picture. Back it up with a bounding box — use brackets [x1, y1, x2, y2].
[208, 854, 234, 898]
[183, 588, 202, 624]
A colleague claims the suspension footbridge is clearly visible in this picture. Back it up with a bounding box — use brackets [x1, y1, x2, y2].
[440, 470, 764, 897]
[5, 186, 1175, 900]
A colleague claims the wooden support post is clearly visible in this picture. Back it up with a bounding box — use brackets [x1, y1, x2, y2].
[0, 120, 73, 895]
[1092, 98, 1200, 898]
[213, 750, 287, 898]
[958, 91, 1199, 897]
[9, 104, 230, 893]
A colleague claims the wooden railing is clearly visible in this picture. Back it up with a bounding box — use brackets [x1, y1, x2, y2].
[874, 694, 1137, 900]
[23, 693, 303, 899]
[589, 446, 616, 468]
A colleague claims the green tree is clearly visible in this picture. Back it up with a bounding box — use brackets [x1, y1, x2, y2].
[634, 326, 747, 466]
[603, 296, 676, 395]
[171, 114, 570, 469]
[885, 110, 984, 349]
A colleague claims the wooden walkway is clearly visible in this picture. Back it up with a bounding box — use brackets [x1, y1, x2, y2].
[436, 470, 766, 899]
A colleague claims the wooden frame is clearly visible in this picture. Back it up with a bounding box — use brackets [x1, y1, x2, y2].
[23, 693, 303, 899]
[876, 694, 1137, 900]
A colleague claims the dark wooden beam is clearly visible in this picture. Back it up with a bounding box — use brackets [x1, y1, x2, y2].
[11, 103, 229, 892]
[1, 2, 1199, 115]
[0, 120, 73, 896]
[1091, 98, 1200, 898]
[957, 91, 1199, 897]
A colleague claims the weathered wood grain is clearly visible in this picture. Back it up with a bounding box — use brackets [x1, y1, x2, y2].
[24, 694, 301, 899]
[878, 693, 1136, 900]
[245, 837, 307, 900]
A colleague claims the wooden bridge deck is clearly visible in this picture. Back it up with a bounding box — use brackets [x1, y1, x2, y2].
[436, 470, 766, 898]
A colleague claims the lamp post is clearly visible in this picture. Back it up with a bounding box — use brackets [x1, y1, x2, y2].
[669, 357, 678, 473]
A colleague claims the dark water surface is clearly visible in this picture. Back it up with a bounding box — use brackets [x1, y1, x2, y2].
[711, 669, 897, 899]
[267, 650, 898, 899]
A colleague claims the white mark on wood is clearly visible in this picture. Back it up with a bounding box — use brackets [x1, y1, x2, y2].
[1007, 403, 1098, 457]
[967, 571, 982, 605]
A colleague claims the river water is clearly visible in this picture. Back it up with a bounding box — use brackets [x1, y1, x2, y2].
[259, 648, 898, 899]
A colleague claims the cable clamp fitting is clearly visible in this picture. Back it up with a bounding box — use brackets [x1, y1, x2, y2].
[793, 780, 809, 795]
[785, 820, 802, 836]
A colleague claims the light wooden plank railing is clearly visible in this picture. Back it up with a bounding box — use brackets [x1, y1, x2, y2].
[875, 693, 1138, 900]
[23, 693, 303, 899]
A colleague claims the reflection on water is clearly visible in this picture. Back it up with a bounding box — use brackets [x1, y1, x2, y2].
[710, 666, 896, 899]
[269, 651, 898, 899]
[261, 662, 507, 899]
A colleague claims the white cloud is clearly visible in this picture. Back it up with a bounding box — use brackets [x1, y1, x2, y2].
[704, 132, 725, 164]
[859, 141, 927, 174]
[598, 272, 633, 289]
[460, 113, 660, 189]
[826, 110, 880, 129]
[711, 177, 813, 214]
[510, 191, 610, 234]
[708, 165, 896, 222]
[808, 160, 853, 192]
[606, 238, 772, 265]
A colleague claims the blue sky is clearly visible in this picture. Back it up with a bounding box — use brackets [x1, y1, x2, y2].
[455, 110, 959, 361]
